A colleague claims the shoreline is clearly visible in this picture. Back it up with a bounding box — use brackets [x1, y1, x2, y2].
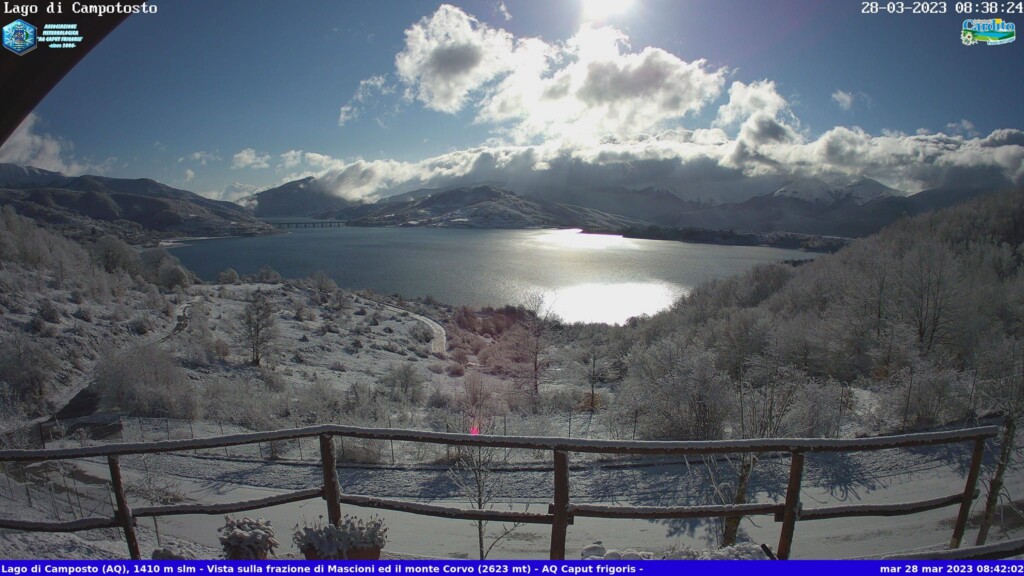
[581, 225, 850, 253]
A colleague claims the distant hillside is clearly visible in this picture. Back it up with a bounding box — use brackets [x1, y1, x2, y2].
[525, 186, 701, 224]
[339, 185, 643, 229]
[663, 180, 997, 237]
[0, 164, 271, 239]
[239, 177, 357, 218]
[516, 176, 995, 237]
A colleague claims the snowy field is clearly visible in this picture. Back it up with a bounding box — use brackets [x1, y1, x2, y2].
[0, 420, 1020, 560]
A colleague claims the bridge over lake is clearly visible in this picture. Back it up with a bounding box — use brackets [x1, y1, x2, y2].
[267, 220, 347, 229]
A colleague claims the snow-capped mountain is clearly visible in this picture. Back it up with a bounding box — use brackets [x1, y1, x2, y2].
[772, 177, 899, 206]
[772, 177, 837, 204]
[835, 178, 899, 205]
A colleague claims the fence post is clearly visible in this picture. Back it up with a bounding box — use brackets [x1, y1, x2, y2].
[776, 451, 805, 560]
[320, 434, 342, 526]
[549, 450, 570, 560]
[107, 456, 141, 560]
[950, 438, 985, 549]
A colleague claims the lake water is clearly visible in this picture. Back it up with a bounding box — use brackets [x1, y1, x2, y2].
[170, 228, 814, 324]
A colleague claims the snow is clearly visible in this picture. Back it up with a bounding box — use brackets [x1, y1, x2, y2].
[771, 177, 898, 206]
[837, 178, 898, 205]
[772, 178, 836, 204]
[2, 425, 1020, 560]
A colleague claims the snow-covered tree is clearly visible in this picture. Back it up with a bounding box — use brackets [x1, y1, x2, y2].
[241, 290, 277, 366]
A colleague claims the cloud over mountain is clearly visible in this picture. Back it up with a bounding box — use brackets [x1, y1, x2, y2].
[0, 113, 111, 176]
[256, 4, 1024, 203]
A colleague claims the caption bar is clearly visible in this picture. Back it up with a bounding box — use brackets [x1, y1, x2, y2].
[2, 561, 1024, 576]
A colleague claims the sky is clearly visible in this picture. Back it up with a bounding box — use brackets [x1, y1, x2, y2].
[2, 0, 1023, 201]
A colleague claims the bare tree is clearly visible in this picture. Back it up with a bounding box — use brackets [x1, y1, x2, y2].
[898, 240, 961, 355]
[379, 362, 425, 403]
[504, 296, 555, 400]
[447, 444, 524, 559]
[576, 329, 609, 411]
[976, 336, 1024, 545]
[242, 291, 277, 366]
[721, 354, 803, 546]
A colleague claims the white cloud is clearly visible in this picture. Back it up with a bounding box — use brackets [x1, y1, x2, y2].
[0, 113, 111, 175]
[231, 148, 271, 169]
[204, 181, 263, 202]
[338, 104, 358, 127]
[184, 168, 195, 182]
[264, 122, 1024, 204]
[178, 150, 222, 165]
[717, 80, 790, 127]
[395, 4, 517, 113]
[280, 149, 304, 169]
[946, 118, 979, 138]
[473, 22, 726, 147]
[831, 89, 854, 111]
[497, 1, 512, 21]
[337, 75, 394, 127]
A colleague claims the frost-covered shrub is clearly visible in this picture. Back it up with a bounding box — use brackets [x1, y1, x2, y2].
[0, 333, 56, 412]
[37, 300, 61, 323]
[410, 323, 433, 344]
[293, 515, 387, 558]
[293, 380, 343, 423]
[882, 360, 969, 431]
[94, 345, 198, 419]
[218, 516, 278, 560]
[218, 268, 240, 285]
[426, 387, 453, 410]
[261, 367, 287, 393]
[26, 315, 52, 336]
[615, 344, 732, 441]
[202, 377, 277, 430]
[258, 265, 282, 283]
[379, 363, 425, 403]
[128, 316, 151, 335]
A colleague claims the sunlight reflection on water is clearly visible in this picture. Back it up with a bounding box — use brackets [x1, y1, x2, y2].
[540, 282, 687, 325]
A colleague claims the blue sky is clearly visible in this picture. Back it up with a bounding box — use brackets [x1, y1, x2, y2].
[2, 0, 1023, 200]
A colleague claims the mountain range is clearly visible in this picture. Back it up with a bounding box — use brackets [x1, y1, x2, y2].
[0, 164, 271, 240]
[338, 185, 643, 230]
[0, 163, 1004, 242]
[661, 179, 998, 237]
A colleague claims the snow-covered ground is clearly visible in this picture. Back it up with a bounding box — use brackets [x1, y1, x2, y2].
[1, 266, 1020, 561]
[1, 423, 1019, 560]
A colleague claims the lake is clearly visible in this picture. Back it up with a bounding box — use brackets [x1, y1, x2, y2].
[170, 227, 815, 324]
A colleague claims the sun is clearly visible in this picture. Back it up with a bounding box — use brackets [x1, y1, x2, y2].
[581, 0, 634, 22]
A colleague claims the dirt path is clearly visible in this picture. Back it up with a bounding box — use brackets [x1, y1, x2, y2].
[364, 297, 447, 356]
[159, 299, 196, 343]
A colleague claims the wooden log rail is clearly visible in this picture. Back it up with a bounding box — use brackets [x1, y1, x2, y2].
[0, 424, 1001, 560]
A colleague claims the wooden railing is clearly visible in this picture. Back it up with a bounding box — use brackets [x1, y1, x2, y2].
[0, 424, 1001, 560]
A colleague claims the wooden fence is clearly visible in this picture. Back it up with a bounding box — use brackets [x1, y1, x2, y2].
[0, 424, 1005, 560]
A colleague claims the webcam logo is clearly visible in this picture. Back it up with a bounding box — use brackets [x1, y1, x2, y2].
[961, 18, 1016, 46]
[3, 19, 37, 55]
